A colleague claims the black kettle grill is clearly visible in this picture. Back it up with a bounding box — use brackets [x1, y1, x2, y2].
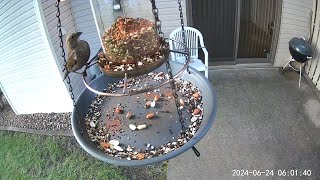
[283, 37, 313, 88]
[289, 37, 312, 63]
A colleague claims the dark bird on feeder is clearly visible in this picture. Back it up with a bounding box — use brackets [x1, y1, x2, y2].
[64, 32, 90, 80]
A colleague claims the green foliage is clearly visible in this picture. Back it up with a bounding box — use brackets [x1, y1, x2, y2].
[0, 131, 126, 180]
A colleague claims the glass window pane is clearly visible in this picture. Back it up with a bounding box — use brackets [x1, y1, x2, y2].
[237, 0, 276, 59]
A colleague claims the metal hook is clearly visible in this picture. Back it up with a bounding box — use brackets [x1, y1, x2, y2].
[192, 146, 200, 157]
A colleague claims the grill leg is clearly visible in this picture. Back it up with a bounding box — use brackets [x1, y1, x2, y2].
[299, 63, 302, 88]
[283, 57, 292, 70]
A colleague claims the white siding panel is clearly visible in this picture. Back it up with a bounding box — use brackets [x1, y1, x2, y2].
[0, 8, 35, 39]
[281, 25, 310, 34]
[282, 2, 312, 12]
[73, 20, 94, 29]
[0, 23, 40, 49]
[71, 2, 90, 12]
[0, 20, 38, 43]
[71, 14, 93, 23]
[157, 0, 187, 37]
[0, 1, 33, 27]
[1, 36, 44, 59]
[281, 17, 311, 27]
[274, 0, 313, 66]
[81, 31, 100, 39]
[0, 0, 72, 114]
[41, 0, 86, 99]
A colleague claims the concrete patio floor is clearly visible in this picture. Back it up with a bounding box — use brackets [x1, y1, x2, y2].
[168, 68, 320, 180]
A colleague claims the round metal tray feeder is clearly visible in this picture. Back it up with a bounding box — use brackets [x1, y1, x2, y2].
[72, 62, 217, 166]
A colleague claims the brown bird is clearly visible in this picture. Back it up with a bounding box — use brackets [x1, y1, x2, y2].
[64, 32, 90, 79]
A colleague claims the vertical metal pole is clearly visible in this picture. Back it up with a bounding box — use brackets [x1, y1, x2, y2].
[299, 63, 302, 88]
[89, 0, 106, 54]
[283, 57, 291, 70]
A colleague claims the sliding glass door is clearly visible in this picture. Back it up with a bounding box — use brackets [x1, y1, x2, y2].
[189, 0, 280, 65]
[191, 0, 237, 65]
[237, 0, 277, 63]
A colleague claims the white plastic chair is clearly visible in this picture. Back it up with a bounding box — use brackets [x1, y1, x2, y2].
[169, 27, 209, 78]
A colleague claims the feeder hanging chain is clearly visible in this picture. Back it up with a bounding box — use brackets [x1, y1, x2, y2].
[149, 0, 185, 131]
[55, 0, 83, 134]
[150, 0, 164, 37]
[178, 0, 199, 156]
[165, 62, 185, 129]
[165, 53, 201, 158]
[177, 0, 190, 74]
[150, 0, 187, 143]
[150, 0, 199, 157]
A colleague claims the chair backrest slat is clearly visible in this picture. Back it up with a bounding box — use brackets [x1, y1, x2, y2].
[169, 27, 201, 61]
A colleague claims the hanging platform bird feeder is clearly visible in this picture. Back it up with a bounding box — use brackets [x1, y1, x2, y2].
[55, 0, 217, 166]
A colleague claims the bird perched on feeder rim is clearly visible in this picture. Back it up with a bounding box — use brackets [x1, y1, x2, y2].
[64, 32, 90, 80]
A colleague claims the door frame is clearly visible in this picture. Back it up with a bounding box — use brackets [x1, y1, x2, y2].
[268, 0, 282, 66]
[185, 0, 282, 66]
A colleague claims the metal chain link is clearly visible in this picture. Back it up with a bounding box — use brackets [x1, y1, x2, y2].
[178, 0, 190, 73]
[177, 0, 199, 156]
[150, 0, 164, 37]
[150, 0, 185, 131]
[165, 60, 186, 131]
[55, 0, 83, 134]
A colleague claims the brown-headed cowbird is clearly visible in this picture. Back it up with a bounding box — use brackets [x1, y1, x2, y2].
[64, 32, 90, 79]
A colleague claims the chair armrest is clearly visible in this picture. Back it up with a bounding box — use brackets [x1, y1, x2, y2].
[168, 39, 176, 61]
[198, 33, 209, 68]
[201, 47, 209, 68]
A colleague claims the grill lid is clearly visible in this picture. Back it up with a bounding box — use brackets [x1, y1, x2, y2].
[289, 37, 312, 57]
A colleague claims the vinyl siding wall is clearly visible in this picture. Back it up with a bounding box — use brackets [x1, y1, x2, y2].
[274, 0, 313, 66]
[0, 0, 72, 114]
[157, 0, 187, 37]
